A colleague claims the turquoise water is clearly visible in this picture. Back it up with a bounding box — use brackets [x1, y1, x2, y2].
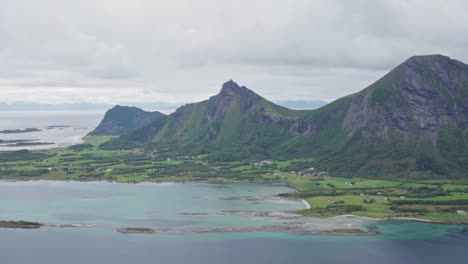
[0, 181, 466, 264]
[0, 181, 307, 229]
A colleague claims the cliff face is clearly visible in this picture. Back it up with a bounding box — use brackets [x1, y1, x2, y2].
[343, 55, 468, 142]
[331, 55, 468, 177]
[88, 105, 165, 136]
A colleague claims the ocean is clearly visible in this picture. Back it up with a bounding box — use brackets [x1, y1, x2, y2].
[0, 181, 466, 264]
[0, 110, 104, 151]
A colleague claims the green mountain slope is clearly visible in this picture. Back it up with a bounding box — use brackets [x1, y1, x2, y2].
[101, 55, 468, 178]
[88, 105, 166, 136]
[329, 55, 468, 178]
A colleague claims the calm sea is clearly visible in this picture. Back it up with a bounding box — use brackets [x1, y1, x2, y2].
[0, 110, 104, 151]
[0, 181, 466, 264]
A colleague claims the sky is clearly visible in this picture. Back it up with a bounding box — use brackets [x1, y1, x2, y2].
[1, 0, 468, 107]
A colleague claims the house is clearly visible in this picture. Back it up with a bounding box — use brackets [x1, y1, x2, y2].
[456, 210, 466, 215]
[251, 160, 275, 167]
[95, 167, 107, 172]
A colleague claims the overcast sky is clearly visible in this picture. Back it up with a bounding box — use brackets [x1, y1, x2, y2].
[1, 0, 468, 106]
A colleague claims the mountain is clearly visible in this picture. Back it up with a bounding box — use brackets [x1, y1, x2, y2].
[101, 80, 311, 157]
[322, 54, 468, 178]
[88, 105, 166, 136]
[100, 55, 468, 178]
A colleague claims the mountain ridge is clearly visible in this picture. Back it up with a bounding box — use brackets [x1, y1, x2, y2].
[99, 54, 468, 178]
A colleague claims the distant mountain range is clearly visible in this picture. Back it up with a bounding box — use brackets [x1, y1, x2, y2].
[0, 99, 324, 113]
[0, 102, 179, 113]
[0, 103, 110, 111]
[94, 55, 468, 178]
[272, 100, 327, 110]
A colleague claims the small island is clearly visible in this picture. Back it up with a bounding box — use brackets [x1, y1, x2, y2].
[319, 229, 376, 236]
[5, 142, 54, 147]
[0, 128, 41, 134]
[0, 139, 35, 144]
[117, 227, 156, 234]
[0, 220, 43, 229]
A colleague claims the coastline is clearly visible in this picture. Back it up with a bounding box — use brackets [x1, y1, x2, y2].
[285, 182, 304, 191]
[331, 214, 453, 224]
[0, 178, 465, 225]
[301, 199, 311, 209]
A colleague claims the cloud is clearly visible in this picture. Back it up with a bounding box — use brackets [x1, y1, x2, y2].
[0, 0, 467, 105]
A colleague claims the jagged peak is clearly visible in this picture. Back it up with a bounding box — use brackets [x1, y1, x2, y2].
[221, 79, 241, 90]
[219, 80, 260, 98]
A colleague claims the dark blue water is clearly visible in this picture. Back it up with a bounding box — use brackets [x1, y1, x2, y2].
[1, 226, 467, 264]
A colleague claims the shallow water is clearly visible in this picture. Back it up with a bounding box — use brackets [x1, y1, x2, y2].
[0, 181, 466, 264]
[0, 181, 307, 229]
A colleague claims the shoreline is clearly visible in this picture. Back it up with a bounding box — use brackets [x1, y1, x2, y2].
[285, 182, 304, 191]
[301, 199, 311, 209]
[0, 179, 465, 225]
[329, 214, 462, 224]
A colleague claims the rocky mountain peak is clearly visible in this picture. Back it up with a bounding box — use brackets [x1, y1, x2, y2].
[399, 54, 467, 86]
[219, 80, 260, 99]
[344, 54, 468, 140]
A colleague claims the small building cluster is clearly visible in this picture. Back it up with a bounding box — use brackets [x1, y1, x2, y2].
[291, 168, 328, 177]
[251, 160, 274, 167]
